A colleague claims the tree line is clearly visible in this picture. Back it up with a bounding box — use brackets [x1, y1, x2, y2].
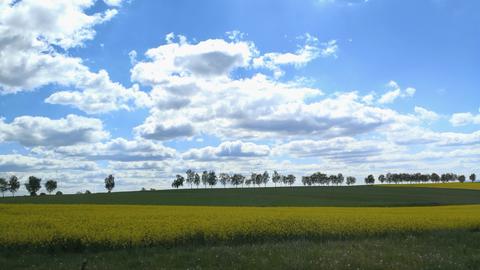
[172, 170, 477, 188]
[0, 174, 118, 197]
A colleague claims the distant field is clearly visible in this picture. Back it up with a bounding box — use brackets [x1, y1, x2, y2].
[380, 182, 480, 190]
[2, 185, 480, 207]
[1, 204, 480, 250]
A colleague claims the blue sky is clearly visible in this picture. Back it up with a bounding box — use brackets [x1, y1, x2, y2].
[0, 0, 479, 193]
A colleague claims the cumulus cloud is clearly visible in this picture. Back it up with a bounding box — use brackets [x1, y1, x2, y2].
[182, 141, 270, 161]
[0, 154, 98, 172]
[39, 138, 177, 162]
[0, 114, 109, 147]
[0, 0, 145, 114]
[253, 34, 337, 77]
[131, 34, 256, 85]
[378, 81, 416, 104]
[414, 106, 440, 122]
[450, 112, 480, 126]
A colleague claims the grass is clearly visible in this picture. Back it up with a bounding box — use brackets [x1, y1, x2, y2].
[380, 182, 480, 190]
[2, 184, 480, 207]
[1, 230, 479, 270]
[1, 204, 480, 250]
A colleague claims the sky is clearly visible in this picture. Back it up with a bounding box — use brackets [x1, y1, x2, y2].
[0, 0, 479, 194]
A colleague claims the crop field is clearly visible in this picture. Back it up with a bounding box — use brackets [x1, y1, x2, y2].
[1, 203, 480, 249]
[380, 182, 480, 190]
[1, 185, 480, 269]
[3, 184, 480, 207]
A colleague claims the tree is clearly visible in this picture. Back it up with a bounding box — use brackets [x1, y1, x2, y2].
[250, 173, 258, 188]
[346, 176, 356, 185]
[470, 173, 476, 183]
[207, 171, 217, 187]
[8, 175, 20, 197]
[458, 175, 466, 183]
[262, 171, 270, 187]
[104, 175, 115, 193]
[201, 171, 209, 188]
[186, 169, 195, 188]
[255, 173, 263, 187]
[378, 175, 386, 184]
[286, 174, 296, 186]
[25, 176, 41, 196]
[231, 174, 244, 188]
[365, 175, 375, 185]
[171, 175, 184, 189]
[219, 173, 230, 187]
[431, 173, 440, 183]
[0, 178, 7, 198]
[45, 179, 57, 194]
[272, 171, 281, 187]
[337, 173, 344, 186]
[193, 173, 201, 188]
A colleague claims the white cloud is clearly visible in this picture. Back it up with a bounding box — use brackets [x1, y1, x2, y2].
[253, 34, 337, 78]
[274, 137, 401, 163]
[0, 0, 145, 114]
[182, 141, 270, 161]
[0, 114, 109, 147]
[38, 138, 177, 162]
[131, 34, 256, 85]
[378, 81, 416, 104]
[450, 112, 480, 126]
[0, 154, 98, 172]
[103, 0, 123, 6]
[414, 106, 440, 122]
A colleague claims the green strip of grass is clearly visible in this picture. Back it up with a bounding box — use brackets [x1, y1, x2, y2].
[2, 185, 480, 207]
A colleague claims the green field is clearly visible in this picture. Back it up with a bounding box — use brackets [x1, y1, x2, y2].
[2, 184, 480, 207]
[1, 184, 480, 269]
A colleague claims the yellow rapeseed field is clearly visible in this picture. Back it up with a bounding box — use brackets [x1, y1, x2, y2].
[1, 204, 479, 248]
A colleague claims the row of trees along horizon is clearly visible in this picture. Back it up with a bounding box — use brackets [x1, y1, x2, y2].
[0, 172, 477, 197]
[171, 170, 478, 189]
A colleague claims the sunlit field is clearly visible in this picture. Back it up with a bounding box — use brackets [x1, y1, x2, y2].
[380, 182, 480, 190]
[1, 204, 480, 249]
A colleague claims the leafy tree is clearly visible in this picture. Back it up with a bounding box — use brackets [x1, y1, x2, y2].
[250, 173, 258, 188]
[104, 175, 115, 193]
[171, 175, 184, 189]
[85, 190, 92, 194]
[255, 173, 263, 187]
[346, 176, 356, 185]
[56, 191, 63, 195]
[0, 178, 7, 198]
[8, 175, 20, 197]
[193, 173, 201, 188]
[272, 171, 281, 187]
[186, 169, 195, 188]
[286, 174, 296, 186]
[45, 179, 57, 194]
[219, 173, 230, 187]
[458, 175, 466, 183]
[231, 174, 245, 188]
[207, 171, 217, 187]
[245, 178, 252, 187]
[262, 171, 270, 187]
[365, 175, 375, 185]
[470, 173, 476, 182]
[337, 173, 344, 186]
[378, 175, 386, 184]
[25, 176, 41, 196]
[431, 173, 440, 183]
[201, 171, 209, 188]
